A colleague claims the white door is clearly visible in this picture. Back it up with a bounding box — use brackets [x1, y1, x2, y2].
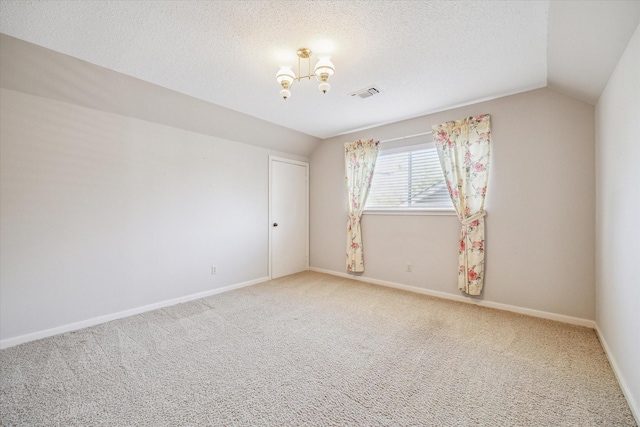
[269, 157, 308, 279]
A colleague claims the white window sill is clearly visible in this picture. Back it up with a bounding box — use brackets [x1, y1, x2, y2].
[362, 209, 457, 216]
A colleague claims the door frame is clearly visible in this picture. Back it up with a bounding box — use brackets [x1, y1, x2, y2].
[268, 156, 309, 279]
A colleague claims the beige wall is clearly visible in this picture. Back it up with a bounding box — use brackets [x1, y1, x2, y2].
[0, 35, 317, 347]
[311, 88, 596, 320]
[0, 88, 304, 343]
[595, 23, 640, 418]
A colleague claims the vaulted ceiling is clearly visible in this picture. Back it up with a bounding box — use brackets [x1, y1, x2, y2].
[1, 1, 639, 139]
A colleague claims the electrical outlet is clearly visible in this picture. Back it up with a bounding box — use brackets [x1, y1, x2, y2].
[406, 263, 412, 273]
[211, 266, 217, 275]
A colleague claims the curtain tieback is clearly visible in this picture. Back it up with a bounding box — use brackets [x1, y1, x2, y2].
[460, 210, 486, 226]
[348, 213, 360, 222]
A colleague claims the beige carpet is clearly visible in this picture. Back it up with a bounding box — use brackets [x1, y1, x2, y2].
[0, 271, 636, 426]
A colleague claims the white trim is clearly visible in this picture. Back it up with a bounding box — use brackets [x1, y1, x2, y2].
[363, 209, 456, 216]
[268, 156, 310, 280]
[331, 83, 546, 138]
[595, 325, 640, 424]
[0, 276, 270, 350]
[380, 131, 433, 144]
[309, 267, 596, 328]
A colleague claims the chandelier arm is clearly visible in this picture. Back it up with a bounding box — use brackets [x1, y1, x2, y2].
[296, 55, 313, 81]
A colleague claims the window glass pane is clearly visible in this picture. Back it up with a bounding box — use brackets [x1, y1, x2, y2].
[365, 145, 454, 210]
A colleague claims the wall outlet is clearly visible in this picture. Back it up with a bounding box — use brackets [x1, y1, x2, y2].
[211, 266, 217, 275]
[406, 263, 412, 273]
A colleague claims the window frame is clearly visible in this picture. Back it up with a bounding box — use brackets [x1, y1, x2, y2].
[363, 141, 456, 216]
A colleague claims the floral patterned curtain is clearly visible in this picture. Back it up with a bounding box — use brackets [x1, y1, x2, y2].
[432, 115, 491, 295]
[344, 139, 380, 272]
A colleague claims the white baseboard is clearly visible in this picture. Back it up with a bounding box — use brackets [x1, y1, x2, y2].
[595, 325, 640, 424]
[309, 267, 596, 328]
[0, 276, 270, 350]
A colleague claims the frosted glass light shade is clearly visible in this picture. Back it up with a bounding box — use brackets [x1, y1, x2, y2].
[276, 67, 295, 86]
[314, 57, 335, 79]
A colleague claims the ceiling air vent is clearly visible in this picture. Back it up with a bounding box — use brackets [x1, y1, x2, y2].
[349, 86, 382, 99]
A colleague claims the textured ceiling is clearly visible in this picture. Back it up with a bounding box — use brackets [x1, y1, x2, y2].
[0, 1, 638, 139]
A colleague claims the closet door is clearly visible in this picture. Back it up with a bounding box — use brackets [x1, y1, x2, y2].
[269, 157, 308, 279]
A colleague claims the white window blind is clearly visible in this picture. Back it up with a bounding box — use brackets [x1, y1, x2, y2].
[365, 143, 454, 210]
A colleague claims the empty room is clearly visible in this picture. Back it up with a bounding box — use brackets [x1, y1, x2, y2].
[1, 1, 639, 425]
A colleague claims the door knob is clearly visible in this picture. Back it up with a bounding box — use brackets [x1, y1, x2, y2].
[273, 223, 278, 227]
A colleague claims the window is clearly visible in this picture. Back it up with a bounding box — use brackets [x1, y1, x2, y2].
[365, 142, 454, 212]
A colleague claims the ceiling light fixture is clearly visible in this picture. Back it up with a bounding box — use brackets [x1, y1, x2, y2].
[276, 47, 335, 100]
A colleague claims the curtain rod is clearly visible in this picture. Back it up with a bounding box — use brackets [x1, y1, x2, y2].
[380, 131, 432, 144]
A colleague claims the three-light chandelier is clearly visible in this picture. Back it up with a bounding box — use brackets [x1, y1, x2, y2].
[276, 47, 335, 100]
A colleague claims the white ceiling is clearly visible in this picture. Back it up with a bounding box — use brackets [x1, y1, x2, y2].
[0, 1, 639, 139]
